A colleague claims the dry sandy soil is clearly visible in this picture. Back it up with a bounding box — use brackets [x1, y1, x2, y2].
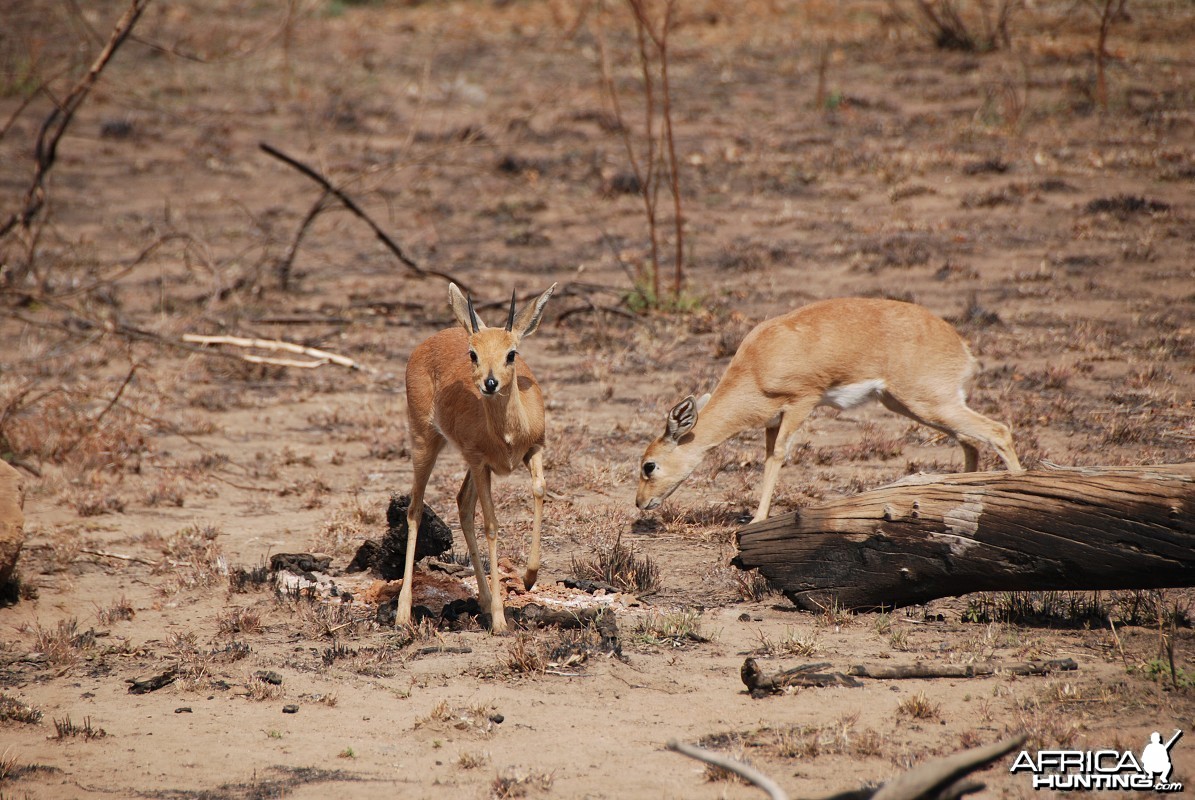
[1, 1, 1194, 798]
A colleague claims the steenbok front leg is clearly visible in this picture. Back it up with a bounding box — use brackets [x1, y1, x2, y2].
[524, 448, 545, 591]
[397, 438, 444, 627]
[456, 472, 493, 610]
[474, 467, 508, 633]
[752, 399, 817, 523]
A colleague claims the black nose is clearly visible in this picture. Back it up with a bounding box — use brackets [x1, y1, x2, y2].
[483, 376, 499, 394]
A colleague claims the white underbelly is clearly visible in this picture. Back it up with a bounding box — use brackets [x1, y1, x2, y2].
[819, 378, 886, 410]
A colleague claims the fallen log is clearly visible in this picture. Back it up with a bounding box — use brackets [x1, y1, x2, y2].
[734, 464, 1195, 611]
[0, 460, 25, 594]
[741, 657, 862, 696]
[847, 658, 1077, 679]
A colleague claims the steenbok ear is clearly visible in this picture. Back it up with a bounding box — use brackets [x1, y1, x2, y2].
[448, 283, 484, 333]
[665, 395, 701, 442]
[512, 283, 557, 338]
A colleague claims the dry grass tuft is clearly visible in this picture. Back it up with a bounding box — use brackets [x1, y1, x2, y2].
[52, 715, 107, 740]
[491, 765, 554, 798]
[95, 595, 135, 626]
[751, 627, 820, 658]
[569, 536, 660, 594]
[503, 632, 548, 676]
[630, 609, 708, 649]
[897, 691, 941, 721]
[458, 750, 490, 770]
[0, 693, 42, 724]
[217, 606, 263, 636]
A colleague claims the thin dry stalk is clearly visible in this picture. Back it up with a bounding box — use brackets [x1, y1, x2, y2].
[0, 0, 151, 248]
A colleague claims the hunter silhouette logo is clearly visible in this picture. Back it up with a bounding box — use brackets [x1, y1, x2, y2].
[1010, 729, 1183, 792]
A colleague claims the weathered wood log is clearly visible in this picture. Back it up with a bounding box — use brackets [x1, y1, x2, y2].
[848, 658, 1077, 679]
[0, 460, 25, 593]
[741, 658, 862, 696]
[734, 464, 1195, 611]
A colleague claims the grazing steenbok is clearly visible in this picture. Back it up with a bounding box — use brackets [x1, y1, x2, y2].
[397, 283, 557, 633]
[636, 297, 1022, 523]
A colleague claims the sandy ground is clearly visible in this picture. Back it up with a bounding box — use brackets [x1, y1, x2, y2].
[1, 1, 1193, 798]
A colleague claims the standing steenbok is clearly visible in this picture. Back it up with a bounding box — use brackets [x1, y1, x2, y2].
[397, 283, 557, 633]
[636, 297, 1022, 523]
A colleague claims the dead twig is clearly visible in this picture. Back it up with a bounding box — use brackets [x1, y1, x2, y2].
[258, 142, 470, 294]
[79, 549, 158, 567]
[181, 334, 375, 373]
[667, 739, 789, 800]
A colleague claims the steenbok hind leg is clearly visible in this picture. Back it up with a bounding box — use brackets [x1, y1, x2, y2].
[883, 394, 1021, 473]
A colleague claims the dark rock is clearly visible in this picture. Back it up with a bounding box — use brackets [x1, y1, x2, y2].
[348, 495, 453, 580]
[127, 668, 178, 694]
[563, 577, 620, 595]
[175, 707, 192, 714]
[254, 670, 283, 685]
[282, 704, 299, 714]
[269, 553, 332, 577]
[1084, 194, 1170, 216]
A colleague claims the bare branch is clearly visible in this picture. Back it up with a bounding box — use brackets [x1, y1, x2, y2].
[257, 142, 471, 294]
[0, 0, 152, 243]
[666, 739, 790, 800]
[181, 334, 376, 373]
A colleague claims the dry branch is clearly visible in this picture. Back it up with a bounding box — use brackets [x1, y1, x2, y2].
[740, 657, 862, 696]
[666, 739, 790, 800]
[258, 142, 470, 293]
[0, 0, 152, 243]
[735, 464, 1195, 611]
[668, 733, 1027, 800]
[847, 658, 1077, 679]
[181, 334, 375, 373]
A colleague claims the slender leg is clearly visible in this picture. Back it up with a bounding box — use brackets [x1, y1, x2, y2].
[474, 466, 507, 633]
[752, 399, 817, 524]
[456, 470, 492, 609]
[881, 394, 1021, 474]
[395, 435, 444, 627]
[523, 448, 545, 590]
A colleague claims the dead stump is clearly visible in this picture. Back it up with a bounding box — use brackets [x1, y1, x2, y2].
[0, 460, 25, 596]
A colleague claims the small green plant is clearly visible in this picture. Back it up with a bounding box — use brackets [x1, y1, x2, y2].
[337, 746, 355, 758]
[1141, 659, 1194, 689]
[265, 729, 283, 739]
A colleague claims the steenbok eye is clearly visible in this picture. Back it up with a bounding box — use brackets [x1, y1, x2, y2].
[506, 350, 517, 365]
[642, 462, 656, 478]
[469, 350, 478, 364]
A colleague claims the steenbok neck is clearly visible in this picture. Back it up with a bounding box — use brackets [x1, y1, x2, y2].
[482, 378, 532, 444]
